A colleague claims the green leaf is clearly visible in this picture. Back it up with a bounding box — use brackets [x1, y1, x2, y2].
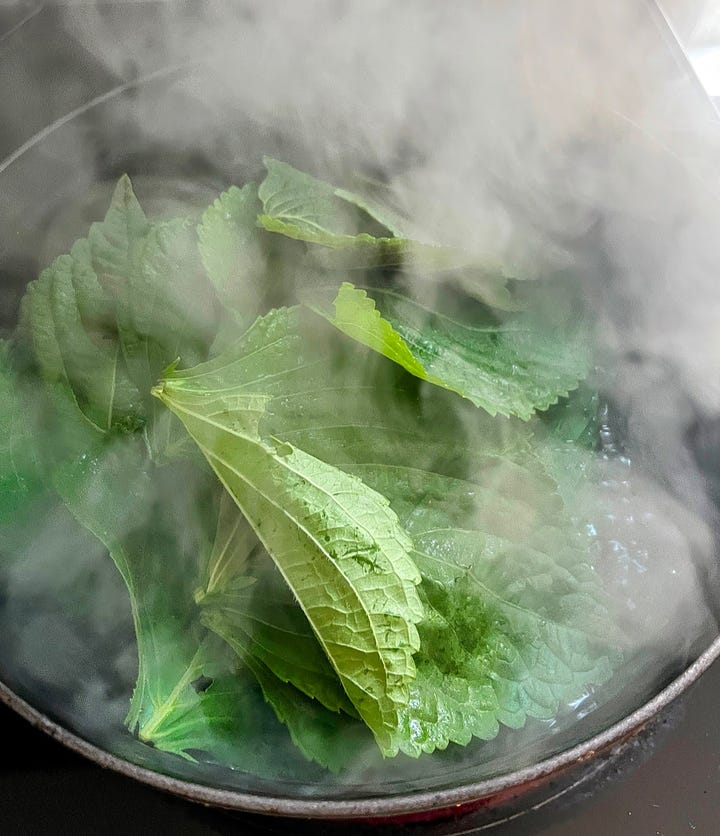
[257, 158, 512, 292]
[257, 157, 361, 247]
[197, 184, 266, 329]
[50, 430, 217, 732]
[18, 176, 217, 450]
[86, 174, 150, 298]
[196, 496, 366, 770]
[202, 602, 355, 716]
[45, 400, 328, 773]
[352, 464, 615, 755]
[16, 178, 144, 433]
[245, 654, 368, 772]
[131, 635, 228, 755]
[153, 368, 424, 754]
[197, 490, 259, 598]
[334, 185, 413, 238]
[197, 492, 355, 715]
[153, 307, 615, 757]
[313, 283, 591, 420]
[0, 342, 44, 521]
[542, 385, 601, 447]
[18, 239, 142, 433]
[119, 218, 215, 378]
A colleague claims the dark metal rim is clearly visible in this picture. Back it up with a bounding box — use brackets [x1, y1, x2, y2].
[2, 635, 719, 820]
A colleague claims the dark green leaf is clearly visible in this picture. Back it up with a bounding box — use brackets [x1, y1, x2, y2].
[245, 654, 368, 772]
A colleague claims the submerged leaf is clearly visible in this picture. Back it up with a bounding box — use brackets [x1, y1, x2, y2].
[353, 464, 615, 755]
[50, 428, 217, 732]
[245, 654, 369, 772]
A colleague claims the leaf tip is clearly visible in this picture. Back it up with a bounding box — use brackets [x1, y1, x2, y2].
[112, 173, 136, 203]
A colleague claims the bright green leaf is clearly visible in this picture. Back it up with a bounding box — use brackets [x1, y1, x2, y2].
[154, 367, 424, 754]
[314, 283, 591, 420]
[153, 306, 615, 757]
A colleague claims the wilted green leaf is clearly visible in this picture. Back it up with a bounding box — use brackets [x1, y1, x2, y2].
[0, 342, 44, 521]
[257, 157, 514, 298]
[154, 365, 424, 754]
[198, 184, 266, 330]
[197, 493, 355, 716]
[313, 283, 590, 420]
[152, 306, 615, 756]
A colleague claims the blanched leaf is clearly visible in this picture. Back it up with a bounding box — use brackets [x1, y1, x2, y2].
[352, 465, 615, 755]
[542, 385, 601, 447]
[18, 240, 142, 432]
[0, 342, 43, 520]
[45, 396, 327, 772]
[153, 370, 424, 754]
[17, 176, 217, 450]
[130, 635, 229, 755]
[197, 490, 260, 598]
[197, 494, 364, 767]
[333, 184, 414, 239]
[17, 177, 143, 432]
[197, 495, 355, 715]
[129, 636, 276, 771]
[314, 283, 590, 420]
[119, 218, 215, 379]
[87, 174, 150, 298]
[202, 597, 355, 716]
[245, 654, 368, 772]
[257, 158, 500, 276]
[153, 307, 616, 757]
[198, 184, 266, 328]
[257, 156, 361, 247]
[50, 428, 218, 733]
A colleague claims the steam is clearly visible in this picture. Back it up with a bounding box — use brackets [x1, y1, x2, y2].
[2, 0, 720, 794]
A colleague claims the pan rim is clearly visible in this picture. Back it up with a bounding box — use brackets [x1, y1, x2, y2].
[2, 634, 719, 820]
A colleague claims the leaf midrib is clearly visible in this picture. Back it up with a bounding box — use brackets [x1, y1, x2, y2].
[162, 396, 400, 708]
